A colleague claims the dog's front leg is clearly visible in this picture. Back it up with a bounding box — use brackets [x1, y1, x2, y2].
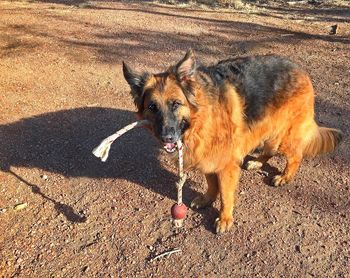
[215, 163, 240, 233]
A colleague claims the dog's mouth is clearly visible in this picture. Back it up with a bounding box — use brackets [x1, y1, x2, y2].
[163, 142, 177, 153]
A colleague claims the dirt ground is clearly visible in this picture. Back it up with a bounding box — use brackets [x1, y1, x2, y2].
[0, 0, 349, 277]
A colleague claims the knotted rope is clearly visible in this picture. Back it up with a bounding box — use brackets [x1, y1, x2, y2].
[92, 120, 187, 227]
[92, 120, 150, 162]
[173, 140, 187, 227]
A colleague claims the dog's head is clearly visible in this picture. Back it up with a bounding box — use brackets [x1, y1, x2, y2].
[123, 50, 197, 153]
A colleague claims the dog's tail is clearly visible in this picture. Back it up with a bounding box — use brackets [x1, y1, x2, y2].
[303, 123, 343, 157]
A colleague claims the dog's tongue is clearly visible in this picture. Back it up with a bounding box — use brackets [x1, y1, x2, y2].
[164, 142, 176, 152]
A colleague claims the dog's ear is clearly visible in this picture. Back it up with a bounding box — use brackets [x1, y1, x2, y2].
[176, 49, 196, 85]
[123, 62, 149, 108]
[175, 49, 198, 108]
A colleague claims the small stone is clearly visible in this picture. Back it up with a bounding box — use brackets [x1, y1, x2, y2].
[14, 203, 28, 211]
[257, 170, 268, 177]
[0, 208, 7, 213]
[329, 24, 338, 35]
[41, 174, 48, 180]
[147, 245, 154, 251]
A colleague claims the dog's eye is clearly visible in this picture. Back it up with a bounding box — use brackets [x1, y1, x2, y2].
[148, 103, 158, 113]
[172, 101, 182, 111]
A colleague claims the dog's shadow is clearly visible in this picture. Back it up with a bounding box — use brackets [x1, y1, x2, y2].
[0, 107, 206, 226]
[0, 107, 160, 180]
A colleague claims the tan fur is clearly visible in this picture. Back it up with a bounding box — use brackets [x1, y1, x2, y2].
[139, 66, 342, 233]
[303, 126, 343, 157]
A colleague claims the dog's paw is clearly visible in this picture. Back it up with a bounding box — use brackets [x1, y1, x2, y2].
[190, 194, 214, 209]
[215, 216, 233, 233]
[246, 160, 263, 170]
[272, 175, 288, 187]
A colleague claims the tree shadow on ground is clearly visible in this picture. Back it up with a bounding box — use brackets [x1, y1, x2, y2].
[83, 5, 350, 45]
[32, 0, 350, 25]
[2, 2, 349, 65]
[254, 4, 350, 23]
[32, 0, 87, 6]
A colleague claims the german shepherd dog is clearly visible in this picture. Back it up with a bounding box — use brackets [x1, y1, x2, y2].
[123, 50, 342, 233]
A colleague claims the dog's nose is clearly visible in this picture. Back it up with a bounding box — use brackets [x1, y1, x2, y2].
[161, 126, 176, 143]
[161, 134, 174, 143]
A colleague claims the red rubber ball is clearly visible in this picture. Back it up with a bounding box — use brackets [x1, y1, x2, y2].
[171, 203, 188, 220]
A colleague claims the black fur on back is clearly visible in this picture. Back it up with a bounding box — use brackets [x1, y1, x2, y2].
[196, 55, 303, 123]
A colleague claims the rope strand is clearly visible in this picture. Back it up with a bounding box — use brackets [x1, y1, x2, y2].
[92, 120, 149, 162]
[92, 120, 187, 228]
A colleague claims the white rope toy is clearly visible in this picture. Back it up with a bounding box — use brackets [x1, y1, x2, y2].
[173, 140, 187, 228]
[92, 120, 188, 227]
[92, 120, 150, 162]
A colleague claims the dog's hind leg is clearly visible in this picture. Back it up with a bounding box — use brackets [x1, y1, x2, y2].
[272, 149, 303, 186]
[272, 119, 343, 187]
[191, 173, 219, 209]
[272, 131, 305, 186]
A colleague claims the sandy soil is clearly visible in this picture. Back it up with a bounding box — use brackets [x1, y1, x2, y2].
[0, 0, 349, 277]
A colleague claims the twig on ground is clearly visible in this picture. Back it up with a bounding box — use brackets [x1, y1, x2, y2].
[0, 203, 28, 213]
[149, 248, 182, 262]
